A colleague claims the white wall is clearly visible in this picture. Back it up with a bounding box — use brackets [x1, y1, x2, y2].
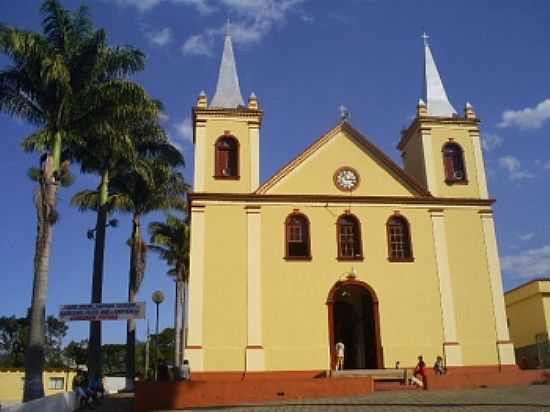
[3, 392, 77, 412]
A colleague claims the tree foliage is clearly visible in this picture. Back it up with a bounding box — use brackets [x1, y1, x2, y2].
[0, 315, 67, 368]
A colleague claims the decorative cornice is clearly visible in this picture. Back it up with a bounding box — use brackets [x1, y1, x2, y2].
[398, 116, 480, 151]
[189, 192, 495, 207]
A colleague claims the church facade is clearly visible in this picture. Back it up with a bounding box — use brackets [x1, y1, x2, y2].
[185, 32, 515, 373]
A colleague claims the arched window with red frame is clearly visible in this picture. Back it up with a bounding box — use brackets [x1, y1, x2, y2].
[285, 212, 311, 259]
[215, 135, 239, 178]
[386, 215, 413, 261]
[337, 214, 363, 260]
[442, 142, 466, 183]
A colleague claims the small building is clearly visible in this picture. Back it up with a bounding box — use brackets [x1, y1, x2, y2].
[0, 368, 76, 406]
[505, 279, 550, 368]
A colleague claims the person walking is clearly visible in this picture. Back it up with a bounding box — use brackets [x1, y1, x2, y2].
[335, 341, 345, 370]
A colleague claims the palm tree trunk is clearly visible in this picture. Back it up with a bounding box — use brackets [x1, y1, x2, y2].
[23, 154, 59, 401]
[174, 279, 183, 369]
[126, 214, 141, 390]
[88, 169, 109, 380]
[182, 279, 188, 363]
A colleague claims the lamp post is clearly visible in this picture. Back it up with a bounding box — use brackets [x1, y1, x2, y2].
[151, 291, 164, 380]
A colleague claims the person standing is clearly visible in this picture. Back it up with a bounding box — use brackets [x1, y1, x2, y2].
[335, 341, 345, 370]
[413, 355, 427, 389]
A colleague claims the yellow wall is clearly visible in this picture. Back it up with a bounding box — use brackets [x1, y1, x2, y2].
[194, 114, 260, 194]
[0, 369, 76, 402]
[505, 281, 550, 349]
[445, 209, 498, 364]
[401, 120, 483, 198]
[267, 130, 416, 196]
[195, 200, 500, 370]
[202, 205, 248, 370]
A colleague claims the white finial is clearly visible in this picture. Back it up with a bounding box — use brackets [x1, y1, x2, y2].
[199, 90, 206, 97]
[339, 104, 350, 122]
[421, 32, 430, 47]
[465, 101, 473, 109]
[250, 91, 256, 99]
[418, 98, 426, 106]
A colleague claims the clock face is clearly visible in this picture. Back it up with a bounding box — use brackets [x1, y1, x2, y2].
[334, 167, 360, 191]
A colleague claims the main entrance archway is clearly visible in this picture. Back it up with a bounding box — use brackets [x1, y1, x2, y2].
[327, 279, 383, 369]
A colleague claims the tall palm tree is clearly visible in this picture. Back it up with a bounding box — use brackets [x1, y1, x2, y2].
[115, 155, 187, 388]
[149, 215, 190, 370]
[74, 142, 187, 387]
[18, 4, 154, 380]
[0, 1, 101, 400]
[71, 109, 179, 380]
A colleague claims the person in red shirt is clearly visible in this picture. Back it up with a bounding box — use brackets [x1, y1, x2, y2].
[414, 355, 427, 389]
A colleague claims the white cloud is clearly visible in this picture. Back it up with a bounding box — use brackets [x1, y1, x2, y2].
[544, 161, 550, 170]
[182, 33, 214, 56]
[181, 0, 305, 56]
[158, 112, 169, 123]
[113, 0, 163, 12]
[173, 117, 193, 143]
[147, 27, 173, 47]
[113, 0, 215, 13]
[497, 155, 534, 181]
[481, 132, 503, 152]
[502, 245, 550, 277]
[498, 99, 550, 130]
[519, 233, 535, 241]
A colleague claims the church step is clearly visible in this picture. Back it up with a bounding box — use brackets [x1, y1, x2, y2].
[331, 369, 408, 381]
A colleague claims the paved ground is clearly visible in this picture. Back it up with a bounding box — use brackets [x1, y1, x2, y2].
[177, 385, 550, 412]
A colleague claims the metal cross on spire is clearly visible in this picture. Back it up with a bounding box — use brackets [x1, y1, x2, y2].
[225, 17, 231, 36]
[421, 32, 430, 47]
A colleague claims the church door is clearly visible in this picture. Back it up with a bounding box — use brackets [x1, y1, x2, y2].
[328, 281, 382, 369]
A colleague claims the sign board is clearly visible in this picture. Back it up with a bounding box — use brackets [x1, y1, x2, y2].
[59, 302, 146, 321]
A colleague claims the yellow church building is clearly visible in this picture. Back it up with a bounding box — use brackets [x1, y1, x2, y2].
[185, 31, 516, 374]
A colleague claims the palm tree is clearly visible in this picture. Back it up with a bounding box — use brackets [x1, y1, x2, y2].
[75, 141, 187, 387]
[149, 215, 190, 370]
[17, 3, 154, 380]
[115, 155, 187, 388]
[0, 1, 101, 400]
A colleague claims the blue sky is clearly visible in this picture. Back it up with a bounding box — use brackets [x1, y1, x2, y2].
[1, 0, 549, 345]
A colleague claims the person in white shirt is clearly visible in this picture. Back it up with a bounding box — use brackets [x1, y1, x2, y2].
[335, 341, 345, 370]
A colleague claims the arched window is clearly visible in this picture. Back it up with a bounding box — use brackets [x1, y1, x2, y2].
[442, 142, 466, 183]
[215, 136, 239, 178]
[386, 215, 413, 261]
[337, 214, 363, 260]
[285, 213, 311, 259]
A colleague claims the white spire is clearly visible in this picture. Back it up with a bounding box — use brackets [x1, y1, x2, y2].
[422, 33, 457, 117]
[210, 21, 245, 108]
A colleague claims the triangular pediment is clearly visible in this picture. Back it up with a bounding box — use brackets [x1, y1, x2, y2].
[257, 122, 430, 197]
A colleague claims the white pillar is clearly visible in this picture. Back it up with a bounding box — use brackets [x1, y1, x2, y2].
[245, 206, 265, 370]
[248, 123, 260, 192]
[193, 121, 206, 192]
[469, 130, 489, 199]
[421, 130, 438, 196]
[186, 205, 206, 370]
[429, 209, 463, 366]
[479, 210, 516, 365]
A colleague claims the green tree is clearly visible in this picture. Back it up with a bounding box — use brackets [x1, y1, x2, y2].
[0, 316, 67, 368]
[0, 0, 96, 399]
[149, 215, 190, 369]
[63, 339, 88, 367]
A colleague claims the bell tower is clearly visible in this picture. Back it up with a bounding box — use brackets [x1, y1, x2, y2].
[192, 25, 263, 194]
[398, 34, 488, 199]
